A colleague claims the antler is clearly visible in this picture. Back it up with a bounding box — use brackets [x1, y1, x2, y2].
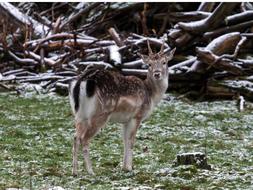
[147, 40, 153, 55]
[159, 40, 165, 55]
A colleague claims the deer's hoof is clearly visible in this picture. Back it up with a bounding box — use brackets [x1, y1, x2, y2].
[87, 169, 95, 176]
[72, 171, 78, 177]
[122, 166, 132, 172]
[88, 171, 95, 176]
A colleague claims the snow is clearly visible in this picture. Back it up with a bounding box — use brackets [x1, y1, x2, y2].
[47, 186, 65, 190]
[178, 152, 204, 156]
[239, 95, 245, 112]
[109, 45, 121, 65]
[79, 61, 113, 69]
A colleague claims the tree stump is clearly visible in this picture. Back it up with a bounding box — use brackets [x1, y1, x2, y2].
[174, 152, 211, 170]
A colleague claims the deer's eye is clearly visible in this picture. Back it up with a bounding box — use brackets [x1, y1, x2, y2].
[163, 62, 166, 65]
[148, 64, 151, 67]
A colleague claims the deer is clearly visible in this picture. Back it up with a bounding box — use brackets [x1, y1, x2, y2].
[69, 41, 176, 176]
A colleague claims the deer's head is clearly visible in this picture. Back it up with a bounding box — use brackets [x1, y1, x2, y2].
[140, 41, 176, 81]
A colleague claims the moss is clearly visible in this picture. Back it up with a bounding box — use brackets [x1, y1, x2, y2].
[0, 93, 252, 189]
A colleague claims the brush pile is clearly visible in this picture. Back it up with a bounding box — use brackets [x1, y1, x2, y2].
[0, 2, 253, 100]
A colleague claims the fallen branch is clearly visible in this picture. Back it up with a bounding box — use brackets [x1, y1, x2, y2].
[177, 3, 238, 34]
[0, 2, 50, 36]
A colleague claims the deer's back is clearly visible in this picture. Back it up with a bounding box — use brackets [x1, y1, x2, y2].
[70, 68, 152, 122]
[77, 69, 147, 99]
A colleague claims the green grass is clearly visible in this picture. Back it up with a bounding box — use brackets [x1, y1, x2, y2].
[0, 93, 253, 190]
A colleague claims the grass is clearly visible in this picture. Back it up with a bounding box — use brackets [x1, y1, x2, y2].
[0, 92, 253, 190]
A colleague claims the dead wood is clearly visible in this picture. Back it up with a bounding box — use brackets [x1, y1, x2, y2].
[204, 20, 253, 40]
[188, 32, 246, 73]
[59, 3, 102, 31]
[155, 11, 210, 23]
[177, 3, 238, 34]
[225, 11, 253, 26]
[196, 48, 244, 75]
[0, 2, 50, 37]
[197, 2, 216, 12]
[8, 51, 38, 65]
[1, 2, 253, 101]
[108, 27, 124, 47]
[241, 2, 253, 12]
[169, 57, 196, 70]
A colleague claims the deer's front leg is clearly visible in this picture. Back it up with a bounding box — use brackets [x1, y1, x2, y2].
[122, 119, 140, 171]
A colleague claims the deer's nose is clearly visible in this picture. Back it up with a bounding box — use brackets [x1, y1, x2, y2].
[153, 72, 161, 79]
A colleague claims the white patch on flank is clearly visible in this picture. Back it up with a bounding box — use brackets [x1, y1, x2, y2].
[75, 81, 96, 123]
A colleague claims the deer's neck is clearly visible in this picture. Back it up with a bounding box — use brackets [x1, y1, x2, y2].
[144, 73, 168, 105]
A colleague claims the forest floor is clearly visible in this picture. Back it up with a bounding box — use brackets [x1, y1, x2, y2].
[0, 93, 252, 190]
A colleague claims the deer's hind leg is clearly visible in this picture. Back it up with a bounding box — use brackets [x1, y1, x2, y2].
[81, 114, 109, 175]
[72, 122, 87, 176]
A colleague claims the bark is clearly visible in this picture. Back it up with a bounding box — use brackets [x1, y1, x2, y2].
[0, 2, 50, 37]
[177, 3, 238, 34]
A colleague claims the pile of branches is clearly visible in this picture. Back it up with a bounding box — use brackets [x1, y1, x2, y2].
[0, 2, 253, 101]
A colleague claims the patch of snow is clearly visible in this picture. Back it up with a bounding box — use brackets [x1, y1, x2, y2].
[194, 114, 207, 122]
[109, 45, 121, 66]
[47, 186, 65, 190]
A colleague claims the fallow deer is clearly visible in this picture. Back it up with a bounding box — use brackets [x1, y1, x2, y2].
[69, 41, 176, 175]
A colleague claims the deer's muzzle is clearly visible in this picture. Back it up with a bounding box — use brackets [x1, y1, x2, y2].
[153, 71, 162, 80]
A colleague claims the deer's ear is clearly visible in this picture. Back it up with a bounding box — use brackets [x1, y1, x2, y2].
[166, 48, 176, 62]
[138, 53, 150, 64]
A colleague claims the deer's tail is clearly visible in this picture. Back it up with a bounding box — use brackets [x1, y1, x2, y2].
[69, 78, 96, 114]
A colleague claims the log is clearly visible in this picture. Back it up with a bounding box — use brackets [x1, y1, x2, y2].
[203, 32, 242, 55]
[59, 2, 102, 30]
[3, 68, 25, 76]
[25, 51, 56, 66]
[8, 51, 38, 65]
[18, 75, 64, 83]
[169, 57, 196, 70]
[206, 82, 236, 99]
[0, 2, 50, 36]
[196, 48, 244, 75]
[121, 68, 147, 77]
[241, 2, 253, 11]
[25, 39, 115, 51]
[188, 32, 245, 73]
[204, 20, 253, 40]
[177, 3, 238, 34]
[197, 2, 216, 12]
[24, 33, 77, 47]
[78, 61, 113, 70]
[207, 78, 253, 101]
[108, 27, 124, 47]
[155, 11, 211, 23]
[122, 59, 144, 69]
[225, 11, 253, 26]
